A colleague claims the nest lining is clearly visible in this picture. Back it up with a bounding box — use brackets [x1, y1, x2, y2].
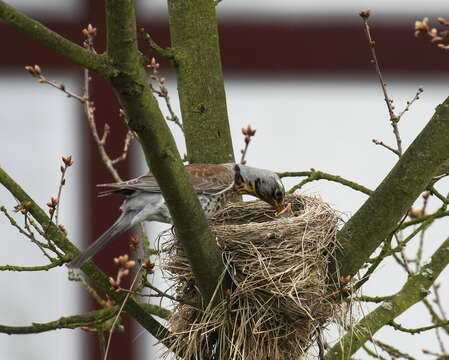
[161, 194, 341, 360]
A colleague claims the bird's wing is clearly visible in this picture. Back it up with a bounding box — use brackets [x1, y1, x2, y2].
[186, 164, 235, 195]
[97, 164, 235, 197]
[97, 173, 160, 197]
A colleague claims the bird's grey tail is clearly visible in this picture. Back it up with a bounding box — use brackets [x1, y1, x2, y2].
[68, 211, 136, 269]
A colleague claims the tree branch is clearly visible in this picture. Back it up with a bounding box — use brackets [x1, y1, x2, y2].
[167, 0, 235, 164]
[278, 170, 373, 195]
[0, 303, 170, 335]
[0, 258, 66, 271]
[0, 307, 118, 334]
[0, 165, 170, 345]
[103, 0, 226, 305]
[326, 235, 449, 359]
[0, 1, 113, 77]
[333, 97, 449, 279]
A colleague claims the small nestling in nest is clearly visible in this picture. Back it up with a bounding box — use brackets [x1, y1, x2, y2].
[161, 194, 341, 360]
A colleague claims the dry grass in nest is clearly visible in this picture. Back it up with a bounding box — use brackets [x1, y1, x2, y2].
[161, 194, 341, 360]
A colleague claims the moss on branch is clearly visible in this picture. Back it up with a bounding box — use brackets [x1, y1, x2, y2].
[278, 170, 373, 195]
[0, 303, 170, 335]
[326, 235, 449, 359]
[333, 97, 449, 279]
[0, 0, 227, 312]
[0, 165, 170, 344]
[0, 258, 67, 271]
[0, 1, 113, 76]
[167, 0, 235, 164]
[0, 307, 118, 334]
[104, 0, 225, 305]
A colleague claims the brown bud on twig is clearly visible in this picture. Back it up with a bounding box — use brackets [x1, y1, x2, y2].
[247, 125, 256, 136]
[25, 201, 32, 210]
[125, 260, 136, 269]
[58, 224, 68, 235]
[87, 24, 94, 33]
[414, 18, 429, 36]
[62, 155, 74, 166]
[60, 83, 66, 91]
[359, 9, 371, 19]
[438, 17, 447, 25]
[130, 236, 140, 245]
[408, 207, 425, 219]
[121, 269, 130, 277]
[82, 28, 89, 37]
[25, 66, 35, 75]
[109, 277, 118, 287]
[34, 65, 41, 75]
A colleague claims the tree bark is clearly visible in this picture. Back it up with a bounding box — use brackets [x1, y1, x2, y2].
[167, 0, 235, 164]
[333, 97, 449, 279]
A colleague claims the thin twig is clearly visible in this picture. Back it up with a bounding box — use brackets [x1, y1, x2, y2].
[111, 130, 134, 165]
[82, 30, 123, 183]
[104, 264, 143, 360]
[360, 13, 395, 119]
[389, 320, 449, 334]
[147, 57, 184, 132]
[25, 65, 86, 102]
[141, 30, 175, 60]
[372, 339, 416, 360]
[397, 87, 424, 120]
[360, 11, 404, 156]
[433, 283, 448, 321]
[372, 139, 400, 156]
[144, 281, 201, 309]
[240, 125, 256, 164]
[282, 169, 373, 195]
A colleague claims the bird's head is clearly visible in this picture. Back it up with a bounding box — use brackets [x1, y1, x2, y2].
[231, 164, 285, 212]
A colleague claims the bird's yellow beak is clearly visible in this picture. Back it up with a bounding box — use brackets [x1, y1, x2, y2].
[276, 202, 292, 218]
[273, 200, 285, 214]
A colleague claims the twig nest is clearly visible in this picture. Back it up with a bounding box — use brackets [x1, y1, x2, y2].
[162, 194, 341, 360]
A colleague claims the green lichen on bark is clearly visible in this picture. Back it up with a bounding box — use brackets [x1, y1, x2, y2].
[334, 97, 449, 279]
[103, 0, 225, 305]
[326, 236, 449, 359]
[0, 1, 114, 76]
[167, 0, 235, 164]
[0, 165, 170, 343]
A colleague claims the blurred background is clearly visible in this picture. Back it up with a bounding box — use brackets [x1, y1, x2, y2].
[1, 0, 448, 359]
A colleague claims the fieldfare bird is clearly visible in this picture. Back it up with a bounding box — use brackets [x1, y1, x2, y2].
[68, 163, 285, 268]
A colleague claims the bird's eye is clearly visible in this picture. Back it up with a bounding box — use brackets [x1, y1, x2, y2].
[275, 189, 284, 201]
